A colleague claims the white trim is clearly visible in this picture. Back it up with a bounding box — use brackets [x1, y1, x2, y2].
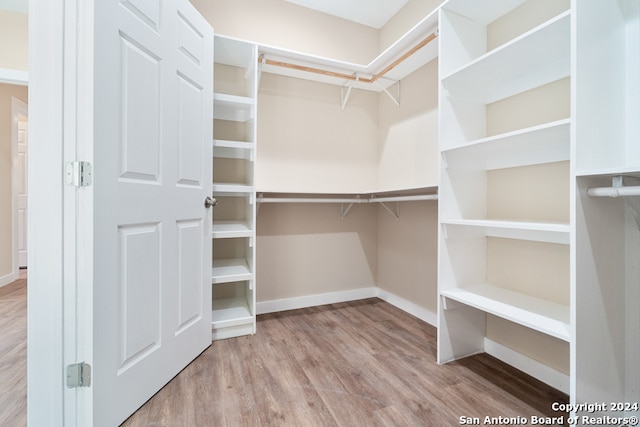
[0, 272, 18, 288]
[484, 338, 570, 394]
[27, 0, 67, 425]
[256, 287, 377, 314]
[376, 289, 438, 327]
[256, 286, 438, 328]
[0, 68, 28, 86]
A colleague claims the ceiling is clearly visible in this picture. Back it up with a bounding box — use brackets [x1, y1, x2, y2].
[0, 0, 27, 14]
[0, 0, 410, 26]
[284, 0, 411, 29]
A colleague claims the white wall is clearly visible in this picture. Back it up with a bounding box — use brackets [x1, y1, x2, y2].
[0, 9, 28, 72]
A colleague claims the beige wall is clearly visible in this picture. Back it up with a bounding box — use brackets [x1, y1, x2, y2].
[256, 72, 379, 193]
[0, 9, 28, 71]
[190, 0, 379, 64]
[256, 203, 377, 302]
[379, 0, 443, 53]
[377, 58, 438, 191]
[376, 201, 438, 314]
[0, 84, 28, 280]
[479, 2, 572, 373]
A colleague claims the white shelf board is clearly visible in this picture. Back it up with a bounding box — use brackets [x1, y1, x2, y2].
[576, 167, 640, 178]
[212, 183, 254, 194]
[441, 11, 571, 103]
[441, 284, 570, 342]
[258, 7, 439, 92]
[213, 139, 254, 161]
[442, 119, 570, 170]
[211, 297, 253, 329]
[441, 219, 570, 244]
[215, 36, 257, 69]
[212, 221, 253, 239]
[213, 93, 255, 122]
[212, 258, 253, 284]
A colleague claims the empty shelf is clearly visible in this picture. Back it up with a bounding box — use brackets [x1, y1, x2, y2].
[442, 11, 570, 103]
[213, 139, 254, 160]
[441, 284, 570, 342]
[212, 221, 253, 239]
[442, 119, 570, 169]
[214, 93, 255, 122]
[211, 297, 253, 329]
[441, 219, 570, 244]
[213, 183, 254, 194]
[212, 258, 253, 284]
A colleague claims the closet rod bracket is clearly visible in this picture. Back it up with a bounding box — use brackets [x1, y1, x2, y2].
[340, 74, 360, 110]
[373, 197, 400, 220]
[377, 79, 401, 107]
[340, 195, 360, 219]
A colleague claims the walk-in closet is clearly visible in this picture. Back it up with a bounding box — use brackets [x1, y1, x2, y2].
[194, 0, 640, 417]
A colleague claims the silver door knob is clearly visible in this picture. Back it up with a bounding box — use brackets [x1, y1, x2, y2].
[204, 196, 217, 208]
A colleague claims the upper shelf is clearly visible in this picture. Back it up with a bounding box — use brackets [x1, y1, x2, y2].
[441, 11, 571, 104]
[254, 7, 440, 92]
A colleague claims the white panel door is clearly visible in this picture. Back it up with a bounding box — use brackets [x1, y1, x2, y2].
[92, 0, 213, 425]
[16, 114, 28, 268]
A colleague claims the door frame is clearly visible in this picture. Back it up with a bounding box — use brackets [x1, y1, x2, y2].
[11, 96, 28, 276]
[27, 0, 91, 424]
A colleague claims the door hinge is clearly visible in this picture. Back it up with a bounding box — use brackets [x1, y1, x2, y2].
[65, 161, 93, 187]
[66, 362, 92, 388]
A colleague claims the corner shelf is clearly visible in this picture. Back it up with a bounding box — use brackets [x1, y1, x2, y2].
[441, 284, 570, 342]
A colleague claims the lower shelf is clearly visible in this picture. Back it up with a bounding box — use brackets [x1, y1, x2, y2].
[211, 297, 254, 340]
[441, 284, 570, 342]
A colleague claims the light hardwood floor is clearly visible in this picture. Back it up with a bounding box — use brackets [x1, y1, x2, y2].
[1, 282, 567, 427]
[0, 275, 27, 427]
[123, 299, 568, 426]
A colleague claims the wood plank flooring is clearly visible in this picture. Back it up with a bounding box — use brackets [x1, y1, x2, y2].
[0, 276, 27, 427]
[0, 283, 567, 427]
[122, 299, 568, 427]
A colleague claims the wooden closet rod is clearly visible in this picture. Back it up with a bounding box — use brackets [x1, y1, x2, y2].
[370, 31, 437, 83]
[261, 58, 373, 83]
[259, 30, 438, 84]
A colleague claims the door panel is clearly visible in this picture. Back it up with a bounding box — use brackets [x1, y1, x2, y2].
[93, 0, 212, 425]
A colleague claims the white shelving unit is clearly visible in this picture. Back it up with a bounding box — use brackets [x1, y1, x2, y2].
[573, 0, 640, 415]
[211, 35, 258, 340]
[437, 0, 572, 389]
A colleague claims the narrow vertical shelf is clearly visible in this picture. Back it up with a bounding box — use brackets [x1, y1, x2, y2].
[211, 35, 258, 340]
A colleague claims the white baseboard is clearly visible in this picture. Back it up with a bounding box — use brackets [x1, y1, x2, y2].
[257, 287, 438, 327]
[484, 338, 570, 395]
[256, 287, 377, 315]
[0, 272, 19, 289]
[376, 289, 437, 327]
